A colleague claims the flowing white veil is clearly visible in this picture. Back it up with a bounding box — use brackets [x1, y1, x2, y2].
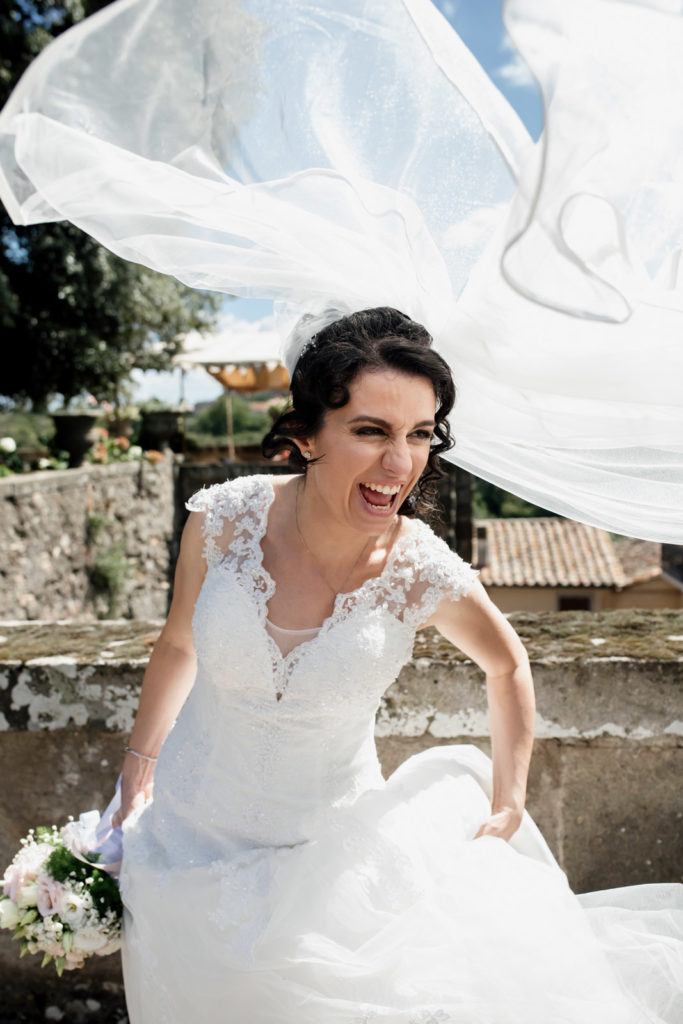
[1, 0, 682, 540]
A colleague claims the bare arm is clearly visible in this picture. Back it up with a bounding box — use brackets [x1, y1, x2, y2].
[112, 511, 208, 827]
[422, 579, 535, 841]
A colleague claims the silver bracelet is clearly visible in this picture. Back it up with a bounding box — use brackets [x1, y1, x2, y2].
[124, 745, 158, 763]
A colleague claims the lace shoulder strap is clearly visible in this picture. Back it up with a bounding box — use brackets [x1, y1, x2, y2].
[397, 519, 480, 630]
[185, 474, 272, 568]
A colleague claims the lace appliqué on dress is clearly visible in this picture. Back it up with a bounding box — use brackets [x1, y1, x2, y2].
[326, 808, 428, 912]
[207, 853, 274, 963]
[185, 475, 274, 589]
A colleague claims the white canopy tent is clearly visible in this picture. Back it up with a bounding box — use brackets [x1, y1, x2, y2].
[174, 314, 289, 459]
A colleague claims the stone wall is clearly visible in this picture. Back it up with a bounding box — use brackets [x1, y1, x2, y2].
[0, 459, 177, 622]
[0, 532, 682, 1019]
[1, 611, 681, 1021]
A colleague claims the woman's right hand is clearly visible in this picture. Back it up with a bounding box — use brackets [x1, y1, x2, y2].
[111, 753, 156, 828]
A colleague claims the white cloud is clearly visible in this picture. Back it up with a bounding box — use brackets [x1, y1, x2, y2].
[130, 367, 223, 409]
[494, 36, 536, 90]
[494, 53, 535, 89]
[433, 0, 460, 20]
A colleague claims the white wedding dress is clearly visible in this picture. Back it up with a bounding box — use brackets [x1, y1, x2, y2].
[119, 475, 683, 1024]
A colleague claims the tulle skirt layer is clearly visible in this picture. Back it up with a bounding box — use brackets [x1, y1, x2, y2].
[120, 745, 683, 1023]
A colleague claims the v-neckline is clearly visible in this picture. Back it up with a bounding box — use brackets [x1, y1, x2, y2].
[252, 474, 413, 700]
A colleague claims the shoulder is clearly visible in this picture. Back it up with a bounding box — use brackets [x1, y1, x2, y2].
[185, 474, 272, 528]
[403, 518, 480, 595]
[392, 519, 481, 632]
[184, 474, 275, 565]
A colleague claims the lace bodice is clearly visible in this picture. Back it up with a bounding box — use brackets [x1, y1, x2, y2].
[188, 474, 478, 695]
[129, 474, 479, 861]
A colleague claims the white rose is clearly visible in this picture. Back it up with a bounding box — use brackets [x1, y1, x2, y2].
[59, 891, 91, 930]
[0, 437, 16, 453]
[14, 841, 53, 876]
[60, 813, 99, 857]
[16, 882, 39, 908]
[71, 927, 109, 953]
[0, 899, 20, 929]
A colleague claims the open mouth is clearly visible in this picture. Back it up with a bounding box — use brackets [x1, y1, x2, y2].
[358, 482, 402, 513]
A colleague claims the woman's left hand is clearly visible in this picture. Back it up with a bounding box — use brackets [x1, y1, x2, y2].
[474, 807, 523, 842]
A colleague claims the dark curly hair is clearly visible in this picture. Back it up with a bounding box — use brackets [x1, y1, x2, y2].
[261, 307, 456, 518]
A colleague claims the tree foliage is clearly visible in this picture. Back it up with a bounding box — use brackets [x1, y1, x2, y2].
[0, 0, 221, 408]
[472, 477, 554, 519]
[192, 394, 271, 437]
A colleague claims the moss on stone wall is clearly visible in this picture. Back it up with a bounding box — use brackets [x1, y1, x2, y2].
[414, 609, 683, 662]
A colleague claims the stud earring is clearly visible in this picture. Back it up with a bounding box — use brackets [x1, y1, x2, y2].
[303, 451, 311, 460]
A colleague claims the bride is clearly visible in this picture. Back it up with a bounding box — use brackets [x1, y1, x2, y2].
[111, 307, 681, 1023]
[1, 0, 682, 1018]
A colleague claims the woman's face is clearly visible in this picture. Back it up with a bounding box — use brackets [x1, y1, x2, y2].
[299, 368, 437, 535]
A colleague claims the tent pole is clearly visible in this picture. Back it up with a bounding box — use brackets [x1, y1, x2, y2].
[225, 390, 236, 461]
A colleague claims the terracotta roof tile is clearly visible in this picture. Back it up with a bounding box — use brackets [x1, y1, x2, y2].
[474, 518, 629, 589]
[612, 538, 662, 584]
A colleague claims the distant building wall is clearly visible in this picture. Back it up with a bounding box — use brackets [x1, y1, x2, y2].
[601, 579, 683, 610]
[486, 583, 683, 614]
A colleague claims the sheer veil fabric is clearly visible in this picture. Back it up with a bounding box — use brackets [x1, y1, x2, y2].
[1, 0, 683, 539]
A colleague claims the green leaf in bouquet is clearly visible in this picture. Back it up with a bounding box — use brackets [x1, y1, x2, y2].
[19, 939, 29, 958]
[20, 908, 38, 926]
[41, 952, 53, 968]
[12, 925, 26, 941]
[46, 844, 88, 883]
[55, 955, 66, 977]
[90, 868, 123, 919]
[62, 929, 73, 954]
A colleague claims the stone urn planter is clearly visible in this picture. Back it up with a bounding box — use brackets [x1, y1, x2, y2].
[139, 408, 183, 452]
[107, 414, 136, 440]
[50, 411, 100, 468]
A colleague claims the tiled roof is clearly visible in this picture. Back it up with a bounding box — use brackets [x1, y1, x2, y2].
[612, 538, 663, 585]
[473, 518, 629, 589]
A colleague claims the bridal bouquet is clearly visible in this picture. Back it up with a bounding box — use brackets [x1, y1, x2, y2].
[0, 785, 124, 975]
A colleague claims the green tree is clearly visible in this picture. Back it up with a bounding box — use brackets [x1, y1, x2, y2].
[193, 394, 270, 437]
[0, 1, 221, 409]
[472, 477, 554, 519]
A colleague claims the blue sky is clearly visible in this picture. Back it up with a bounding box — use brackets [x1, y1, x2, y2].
[439, 0, 542, 137]
[133, 0, 541, 406]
